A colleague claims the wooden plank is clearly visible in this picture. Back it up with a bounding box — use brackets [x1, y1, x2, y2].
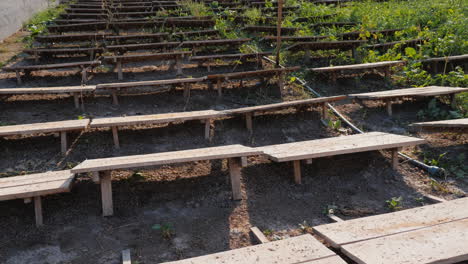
[410, 118, 468, 129]
[228, 157, 242, 200]
[34, 196, 43, 227]
[161, 234, 343, 264]
[260, 132, 425, 162]
[341, 218, 468, 264]
[102, 51, 191, 62]
[122, 249, 131, 264]
[0, 86, 96, 95]
[349, 86, 468, 100]
[206, 67, 300, 80]
[3, 61, 100, 71]
[286, 40, 366, 52]
[190, 52, 271, 62]
[313, 197, 468, 248]
[0, 119, 90, 137]
[96, 77, 205, 90]
[0, 170, 74, 188]
[0, 176, 75, 201]
[311, 61, 404, 72]
[100, 171, 113, 216]
[250, 227, 269, 244]
[90, 110, 223, 128]
[293, 160, 301, 184]
[71, 145, 262, 173]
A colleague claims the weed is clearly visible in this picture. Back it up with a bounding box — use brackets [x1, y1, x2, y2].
[327, 119, 342, 131]
[152, 223, 175, 239]
[262, 229, 273, 236]
[323, 204, 338, 215]
[386, 196, 403, 211]
[298, 220, 312, 233]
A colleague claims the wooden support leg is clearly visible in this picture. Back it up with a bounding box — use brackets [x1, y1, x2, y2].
[91, 171, 100, 183]
[330, 72, 337, 84]
[450, 94, 457, 109]
[15, 70, 22, 85]
[228, 158, 242, 200]
[391, 148, 399, 169]
[352, 48, 358, 61]
[73, 93, 80, 109]
[245, 112, 253, 134]
[100, 171, 113, 216]
[81, 68, 88, 85]
[256, 54, 263, 69]
[386, 100, 393, 116]
[293, 160, 301, 184]
[176, 56, 182, 75]
[183, 83, 190, 98]
[304, 50, 311, 64]
[241, 157, 248, 167]
[217, 79, 222, 98]
[305, 159, 313, 165]
[204, 119, 211, 140]
[112, 126, 120, 149]
[111, 90, 119, 105]
[384, 66, 391, 79]
[60, 131, 67, 154]
[34, 196, 43, 227]
[321, 103, 328, 120]
[277, 72, 285, 95]
[117, 60, 123, 80]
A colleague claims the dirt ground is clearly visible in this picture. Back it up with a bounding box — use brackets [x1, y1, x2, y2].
[0, 30, 467, 264]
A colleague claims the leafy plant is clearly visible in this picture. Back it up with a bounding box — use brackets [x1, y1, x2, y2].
[152, 223, 175, 239]
[327, 119, 342, 131]
[386, 196, 403, 211]
[262, 229, 273, 236]
[298, 220, 312, 233]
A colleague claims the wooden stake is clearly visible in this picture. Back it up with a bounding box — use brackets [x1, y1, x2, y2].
[100, 171, 113, 216]
[241, 157, 248, 167]
[228, 158, 242, 200]
[183, 83, 190, 98]
[275, 0, 283, 67]
[112, 126, 120, 149]
[111, 90, 119, 105]
[34, 196, 43, 227]
[73, 93, 80, 109]
[391, 148, 399, 169]
[204, 119, 211, 140]
[245, 112, 253, 133]
[60, 131, 67, 154]
[450, 94, 457, 109]
[250, 227, 269, 244]
[293, 160, 301, 184]
[117, 60, 123, 80]
[176, 55, 182, 75]
[386, 100, 393, 116]
[321, 103, 328, 120]
[15, 70, 22, 85]
[217, 78, 222, 98]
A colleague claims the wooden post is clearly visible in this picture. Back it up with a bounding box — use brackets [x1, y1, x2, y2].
[112, 126, 120, 149]
[34, 196, 43, 227]
[117, 60, 123, 80]
[277, 71, 285, 94]
[73, 93, 80, 109]
[275, 0, 283, 67]
[305, 159, 313, 165]
[217, 78, 222, 98]
[250, 227, 269, 244]
[81, 68, 88, 84]
[330, 71, 337, 84]
[60, 131, 67, 154]
[351, 47, 358, 61]
[386, 100, 393, 116]
[241, 157, 248, 167]
[15, 70, 22, 85]
[245, 112, 253, 133]
[204, 119, 211, 140]
[321, 103, 328, 120]
[111, 90, 119, 105]
[122, 249, 131, 264]
[91, 171, 100, 183]
[183, 83, 190, 99]
[228, 157, 242, 200]
[293, 160, 301, 184]
[391, 148, 399, 169]
[100, 171, 113, 216]
[450, 94, 457, 109]
[384, 66, 391, 79]
[176, 55, 182, 75]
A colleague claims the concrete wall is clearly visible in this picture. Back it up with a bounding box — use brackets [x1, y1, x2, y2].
[0, 0, 56, 41]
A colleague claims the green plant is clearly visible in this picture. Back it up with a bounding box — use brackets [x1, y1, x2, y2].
[386, 196, 403, 211]
[323, 204, 338, 215]
[417, 98, 464, 121]
[244, 8, 262, 25]
[152, 223, 175, 239]
[327, 119, 342, 131]
[424, 152, 447, 167]
[262, 229, 273, 236]
[22, 3, 67, 45]
[298, 220, 312, 233]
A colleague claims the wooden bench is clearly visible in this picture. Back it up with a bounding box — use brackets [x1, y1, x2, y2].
[23, 47, 103, 60]
[89, 110, 225, 148]
[313, 197, 468, 264]
[367, 38, 423, 51]
[179, 38, 252, 55]
[419, 54, 468, 73]
[35, 33, 111, 43]
[261, 35, 328, 43]
[0, 119, 90, 153]
[105, 32, 169, 44]
[0, 86, 95, 109]
[106, 42, 180, 53]
[310, 61, 406, 83]
[102, 51, 191, 80]
[0, 170, 75, 227]
[206, 67, 300, 98]
[259, 132, 425, 184]
[243, 26, 299, 35]
[409, 118, 468, 132]
[96, 77, 206, 105]
[224, 95, 346, 133]
[2, 61, 101, 85]
[190, 52, 270, 72]
[349, 86, 468, 116]
[71, 144, 262, 216]
[161, 234, 346, 264]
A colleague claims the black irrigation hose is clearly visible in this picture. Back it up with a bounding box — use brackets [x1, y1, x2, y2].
[260, 55, 445, 177]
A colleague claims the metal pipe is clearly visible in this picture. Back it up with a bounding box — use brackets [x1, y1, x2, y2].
[260, 55, 445, 176]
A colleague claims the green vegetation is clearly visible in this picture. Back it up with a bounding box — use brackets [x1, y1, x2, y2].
[22, 2, 68, 44]
[152, 223, 176, 239]
[386, 196, 403, 211]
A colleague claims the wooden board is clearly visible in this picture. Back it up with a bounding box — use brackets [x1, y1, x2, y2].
[341, 218, 468, 264]
[419, 54, 468, 63]
[90, 110, 224, 128]
[224, 95, 346, 115]
[0, 170, 75, 201]
[348, 86, 468, 100]
[410, 118, 468, 129]
[103, 51, 191, 62]
[313, 197, 468, 248]
[96, 77, 205, 89]
[161, 234, 346, 264]
[286, 40, 366, 51]
[180, 38, 251, 47]
[3, 61, 100, 71]
[311, 61, 404, 72]
[260, 132, 425, 162]
[0, 119, 90, 136]
[206, 67, 300, 80]
[190, 52, 270, 61]
[0, 86, 95, 94]
[71, 144, 262, 173]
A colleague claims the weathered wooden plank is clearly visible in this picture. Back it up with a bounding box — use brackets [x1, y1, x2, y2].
[286, 40, 366, 52]
[0, 170, 74, 188]
[349, 86, 468, 100]
[161, 234, 344, 264]
[71, 145, 262, 173]
[250, 227, 269, 244]
[96, 77, 205, 90]
[311, 61, 404, 72]
[313, 197, 468, 248]
[260, 132, 425, 162]
[0, 86, 95, 94]
[3, 61, 100, 71]
[0, 119, 90, 137]
[410, 118, 468, 129]
[341, 218, 468, 264]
